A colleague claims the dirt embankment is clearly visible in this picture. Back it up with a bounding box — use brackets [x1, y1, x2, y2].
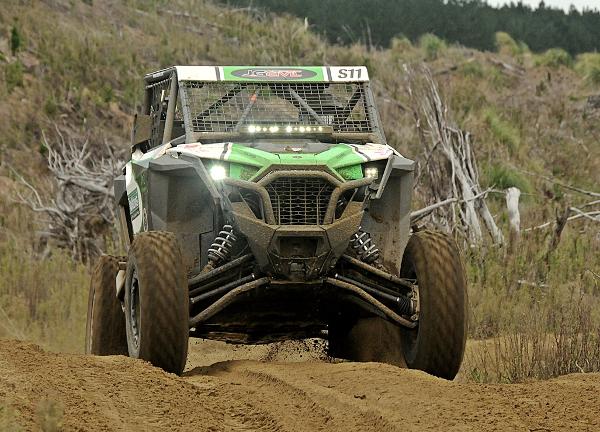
[1, 338, 599, 431]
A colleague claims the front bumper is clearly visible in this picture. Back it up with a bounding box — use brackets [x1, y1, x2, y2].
[224, 170, 372, 281]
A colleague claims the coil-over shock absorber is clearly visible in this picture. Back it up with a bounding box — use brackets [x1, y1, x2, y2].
[206, 224, 237, 269]
[350, 227, 380, 264]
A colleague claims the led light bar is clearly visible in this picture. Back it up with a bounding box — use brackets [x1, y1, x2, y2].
[245, 125, 334, 135]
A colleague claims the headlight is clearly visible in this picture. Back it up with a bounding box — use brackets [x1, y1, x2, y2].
[210, 164, 227, 181]
[364, 167, 379, 179]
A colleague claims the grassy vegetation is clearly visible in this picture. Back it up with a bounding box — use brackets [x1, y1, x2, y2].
[0, 207, 88, 353]
[485, 164, 532, 193]
[575, 53, 600, 86]
[418, 33, 446, 61]
[535, 48, 573, 69]
[483, 108, 521, 155]
[0, 0, 598, 384]
[494, 31, 529, 63]
[465, 231, 600, 382]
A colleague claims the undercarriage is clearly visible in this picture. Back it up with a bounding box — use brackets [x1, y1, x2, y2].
[185, 251, 419, 345]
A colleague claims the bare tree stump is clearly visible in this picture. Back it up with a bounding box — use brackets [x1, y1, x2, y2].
[506, 187, 521, 253]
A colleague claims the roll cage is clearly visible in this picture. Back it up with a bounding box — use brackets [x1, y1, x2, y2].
[132, 66, 387, 153]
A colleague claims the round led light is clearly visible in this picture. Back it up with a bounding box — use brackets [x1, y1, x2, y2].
[210, 165, 227, 181]
[269, 126, 280, 133]
[365, 167, 379, 179]
[318, 126, 323, 132]
[248, 125, 257, 133]
[299, 126, 306, 133]
[285, 126, 293, 133]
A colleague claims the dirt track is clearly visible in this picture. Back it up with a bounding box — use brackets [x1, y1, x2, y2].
[1, 339, 599, 431]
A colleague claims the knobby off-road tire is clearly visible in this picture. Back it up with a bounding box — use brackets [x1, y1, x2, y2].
[328, 230, 467, 380]
[86, 255, 128, 355]
[400, 230, 468, 380]
[124, 231, 189, 375]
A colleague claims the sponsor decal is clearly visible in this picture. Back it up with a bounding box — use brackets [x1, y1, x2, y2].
[173, 143, 231, 161]
[128, 189, 140, 220]
[227, 67, 320, 81]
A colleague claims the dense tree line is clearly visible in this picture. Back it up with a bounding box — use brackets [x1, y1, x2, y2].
[222, 0, 600, 54]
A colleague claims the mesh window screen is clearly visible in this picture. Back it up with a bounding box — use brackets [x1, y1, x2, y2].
[147, 77, 172, 148]
[180, 82, 373, 134]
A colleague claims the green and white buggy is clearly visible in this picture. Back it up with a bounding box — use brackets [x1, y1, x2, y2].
[85, 66, 467, 378]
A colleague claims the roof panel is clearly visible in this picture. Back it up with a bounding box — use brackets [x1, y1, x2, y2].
[146, 66, 370, 83]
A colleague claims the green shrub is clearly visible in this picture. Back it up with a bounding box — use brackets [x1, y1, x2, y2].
[495, 32, 519, 56]
[390, 35, 412, 52]
[485, 163, 531, 192]
[10, 25, 22, 56]
[535, 48, 573, 69]
[4, 62, 24, 93]
[419, 33, 446, 61]
[484, 109, 520, 154]
[575, 53, 600, 86]
[43, 96, 58, 116]
[460, 60, 484, 78]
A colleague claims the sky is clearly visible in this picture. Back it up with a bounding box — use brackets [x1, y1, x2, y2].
[487, 0, 600, 11]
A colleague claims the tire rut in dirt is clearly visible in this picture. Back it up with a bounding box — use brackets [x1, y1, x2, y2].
[125, 231, 189, 375]
[195, 362, 401, 432]
[400, 230, 468, 380]
[241, 369, 401, 432]
[85, 255, 128, 355]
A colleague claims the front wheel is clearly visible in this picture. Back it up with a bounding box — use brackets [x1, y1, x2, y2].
[400, 230, 468, 380]
[124, 231, 189, 375]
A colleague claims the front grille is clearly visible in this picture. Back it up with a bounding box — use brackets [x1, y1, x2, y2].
[266, 177, 334, 225]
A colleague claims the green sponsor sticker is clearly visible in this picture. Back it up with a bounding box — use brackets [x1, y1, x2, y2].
[222, 66, 325, 82]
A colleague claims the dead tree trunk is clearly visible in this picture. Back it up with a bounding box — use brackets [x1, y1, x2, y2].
[406, 64, 503, 245]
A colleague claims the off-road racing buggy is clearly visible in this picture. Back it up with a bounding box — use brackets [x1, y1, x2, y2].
[86, 66, 467, 379]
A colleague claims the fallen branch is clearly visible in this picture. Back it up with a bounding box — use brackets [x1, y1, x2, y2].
[488, 58, 525, 76]
[411, 189, 492, 223]
[434, 58, 476, 76]
[515, 168, 600, 198]
[581, 200, 600, 208]
[569, 206, 600, 222]
[524, 210, 600, 231]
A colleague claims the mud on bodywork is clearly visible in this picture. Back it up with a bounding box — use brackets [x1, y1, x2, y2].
[115, 140, 413, 279]
[114, 65, 415, 277]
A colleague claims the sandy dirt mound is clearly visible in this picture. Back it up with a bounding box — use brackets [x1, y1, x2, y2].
[1, 338, 600, 431]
